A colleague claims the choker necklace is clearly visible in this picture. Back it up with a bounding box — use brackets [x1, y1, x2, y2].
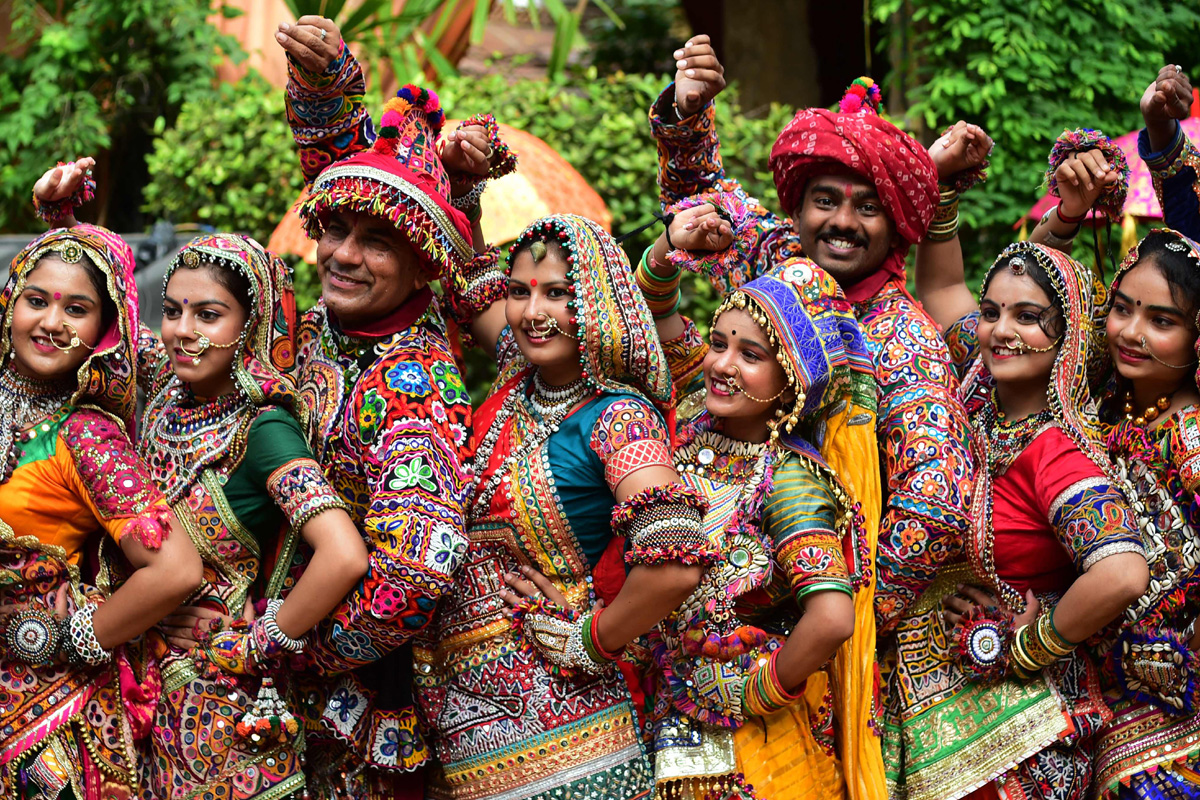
[982, 401, 1053, 474]
[1123, 389, 1176, 427]
[530, 371, 588, 418]
[0, 369, 73, 483]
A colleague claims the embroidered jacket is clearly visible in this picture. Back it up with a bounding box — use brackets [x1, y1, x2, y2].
[1138, 120, 1200, 241]
[648, 87, 973, 630]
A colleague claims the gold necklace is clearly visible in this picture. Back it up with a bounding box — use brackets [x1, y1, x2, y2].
[1123, 389, 1174, 427]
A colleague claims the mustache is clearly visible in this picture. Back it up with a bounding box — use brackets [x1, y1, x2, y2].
[322, 256, 365, 281]
[817, 228, 868, 247]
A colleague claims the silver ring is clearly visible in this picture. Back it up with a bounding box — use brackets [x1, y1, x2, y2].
[319, 28, 328, 41]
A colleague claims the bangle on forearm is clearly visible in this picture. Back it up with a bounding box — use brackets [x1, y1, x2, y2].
[68, 603, 113, 666]
[452, 179, 487, 211]
[636, 247, 682, 319]
[1037, 606, 1077, 658]
[1055, 204, 1088, 226]
[742, 649, 803, 717]
[926, 185, 960, 242]
[582, 608, 622, 663]
[1009, 620, 1063, 676]
[251, 599, 307, 662]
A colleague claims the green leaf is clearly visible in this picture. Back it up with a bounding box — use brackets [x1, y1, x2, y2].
[470, 0, 490, 44]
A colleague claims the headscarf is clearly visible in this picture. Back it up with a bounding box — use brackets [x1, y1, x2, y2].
[163, 233, 299, 409]
[961, 241, 1113, 609]
[507, 214, 674, 416]
[1111, 228, 1200, 390]
[768, 77, 939, 303]
[1, 225, 140, 433]
[713, 258, 885, 800]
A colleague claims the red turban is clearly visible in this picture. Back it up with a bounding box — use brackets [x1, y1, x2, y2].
[769, 78, 939, 302]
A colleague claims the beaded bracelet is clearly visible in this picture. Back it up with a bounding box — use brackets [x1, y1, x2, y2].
[742, 649, 803, 717]
[68, 603, 113, 666]
[941, 125, 993, 194]
[32, 162, 96, 226]
[451, 179, 487, 211]
[636, 247, 683, 319]
[253, 599, 307, 658]
[926, 186, 960, 242]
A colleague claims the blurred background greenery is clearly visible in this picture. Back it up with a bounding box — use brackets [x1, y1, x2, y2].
[2, 0, 1199, 400]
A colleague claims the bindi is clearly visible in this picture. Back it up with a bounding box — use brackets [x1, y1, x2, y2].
[842, 183, 855, 198]
[1136, 300, 1141, 307]
[530, 279, 537, 287]
[183, 298, 189, 304]
[53, 292, 61, 300]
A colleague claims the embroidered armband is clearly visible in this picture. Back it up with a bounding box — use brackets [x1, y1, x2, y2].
[1170, 411, 1200, 493]
[611, 483, 712, 567]
[1048, 476, 1145, 571]
[267, 457, 348, 530]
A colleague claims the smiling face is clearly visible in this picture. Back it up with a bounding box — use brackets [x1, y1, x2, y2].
[161, 265, 250, 397]
[505, 243, 583, 385]
[978, 268, 1062, 393]
[703, 307, 792, 442]
[316, 209, 428, 327]
[8, 255, 106, 381]
[1107, 258, 1199, 387]
[792, 169, 897, 286]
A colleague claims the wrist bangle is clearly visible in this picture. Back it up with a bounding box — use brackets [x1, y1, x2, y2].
[742, 649, 803, 717]
[252, 599, 307, 662]
[636, 247, 682, 319]
[68, 603, 113, 666]
[465, 203, 483, 224]
[452, 180, 487, 211]
[926, 186, 961, 242]
[1055, 204, 1088, 226]
[1037, 607, 1077, 658]
[582, 608, 621, 663]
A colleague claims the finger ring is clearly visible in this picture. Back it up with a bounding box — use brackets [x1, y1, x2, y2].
[319, 28, 328, 41]
[532, 591, 544, 601]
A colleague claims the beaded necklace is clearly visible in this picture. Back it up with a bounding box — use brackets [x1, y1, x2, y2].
[469, 371, 591, 522]
[0, 368, 72, 483]
[142, 379, 253, 502]
[979, 402, 1054, 475]
[674, 429, 766, 483]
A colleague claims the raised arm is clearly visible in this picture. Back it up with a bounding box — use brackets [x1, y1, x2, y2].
[1028, 148, 1120, 254]
[914, 121, 992, 331]
[1138, 65, 1200, 240]
[277, 16, 375, 185]
[650, 34, 732, 207]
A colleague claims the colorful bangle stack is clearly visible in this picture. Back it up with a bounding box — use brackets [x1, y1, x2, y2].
[32, 162, 96, 227]
[926, 185, 960, 242]
[581, 608, 622, 664]
[636, 247, 683, 319]
[741, 649, 804, 717]
[67, 603, 113, 666]
[1055, 204, 1088, 226]
[1038, 607, 1077, 658]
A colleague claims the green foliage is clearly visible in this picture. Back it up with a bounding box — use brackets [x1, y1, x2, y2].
[141, 72, 319, 309]
[583, 0, 684, 75]
[874, 0, 1200, 284]
[0, 0, 244, 232]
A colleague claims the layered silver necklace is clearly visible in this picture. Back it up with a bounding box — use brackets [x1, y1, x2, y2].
[0, 368, 72, 483]
[469, 370, 591, 522]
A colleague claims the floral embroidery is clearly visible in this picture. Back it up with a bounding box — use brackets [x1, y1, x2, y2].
[385, 361, 432, 397]
[266, 457, 348, 529]
[388, 457, 437, 492]
[431, 360, 470, 405]
[359, 388, 385, 445]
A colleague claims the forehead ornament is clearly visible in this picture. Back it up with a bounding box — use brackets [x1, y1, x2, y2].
[1166, 240, 1188, 253]
[58, 242, 84, 265]
[1008, 256, 1026, 276]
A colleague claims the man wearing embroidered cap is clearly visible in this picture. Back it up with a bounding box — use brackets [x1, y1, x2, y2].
[276, 17, 483, 799]
[644, 39, 980, 638]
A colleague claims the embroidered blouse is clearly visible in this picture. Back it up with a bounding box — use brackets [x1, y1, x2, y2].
[1138, 121, 1200, 241]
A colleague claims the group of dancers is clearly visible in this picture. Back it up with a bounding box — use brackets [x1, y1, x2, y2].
[4, 14, 1200, 800]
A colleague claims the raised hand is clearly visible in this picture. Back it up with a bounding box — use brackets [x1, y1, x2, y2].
[673, 34, 726, 117]
[1054, 149, 1119, 219]
[1142, 64, 1193, 126]
[275, 15, 342, 73]
[440, 125, 493, 185]
[33, 157, 96, 205]
[668, 203, 733, 252]
[928, 121, 993, 183]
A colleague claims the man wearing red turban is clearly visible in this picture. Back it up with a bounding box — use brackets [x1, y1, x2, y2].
[644, 38, 978, 636]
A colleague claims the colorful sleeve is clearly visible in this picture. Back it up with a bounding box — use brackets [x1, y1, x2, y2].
[245, 410, 348, 529]
[286, 42, 376, 185]
[662, 317, 708, 398]
[942, 310, 980, 379]
[1168, 407, 1200, 495]
[61, 409, 172, 550]
[1139, 123, 1200, 241]
[588, 398, 675, 490]
[649, 83, 726, 206]
[764, 455, 853, 602]
[594, 398, 713, 567]
[1037, 441, 1145, 571]
[865, 297, 974, 631]
[308, 360, 472, 675]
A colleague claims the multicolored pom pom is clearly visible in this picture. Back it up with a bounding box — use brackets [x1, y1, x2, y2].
[839, 77, 882, 115]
